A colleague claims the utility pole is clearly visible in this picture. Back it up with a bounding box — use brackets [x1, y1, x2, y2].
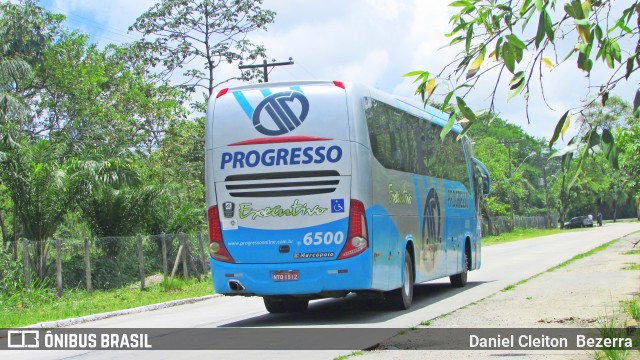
[238, 58, 294, 83]
[542, 166, 551, 228]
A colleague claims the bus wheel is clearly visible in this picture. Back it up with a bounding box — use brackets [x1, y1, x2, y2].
[450, 246, 468, 288]
[263, 297, 286, 313]
[385, 249, 414, 310]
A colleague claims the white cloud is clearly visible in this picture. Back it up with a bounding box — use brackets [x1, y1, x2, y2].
[333, 50, 390, 86]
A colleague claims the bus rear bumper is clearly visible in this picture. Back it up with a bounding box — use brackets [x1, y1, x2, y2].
[210, 250, 373, 297]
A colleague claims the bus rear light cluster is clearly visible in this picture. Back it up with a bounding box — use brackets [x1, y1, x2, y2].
[207, 206, 235, 263]
[338, 199, 369, 259]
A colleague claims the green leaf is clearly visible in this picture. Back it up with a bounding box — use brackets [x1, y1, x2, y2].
[582, 0, 591, 17]
[587, 131, 600, 150]
[440, 113, 457, 141]
[450, 1, 472, 7]
[520, 0, 533, 16]
[564, 2, 577, 18]
[610, 17, 633, 34]
[577, 50, 593, 72]
[509, 71, 525, 88]
[594, 24, 603, 41]
[550, 143, 580, 158]
[574, 18, 589, 26]
[465, 26, 473, 53]
[601, 128, 614, 145]
[442, 91, 454, 109]
[522, 4, 536, 30]
[561, 114, 571, 139]
[535, 10, 546, 48]
[549, 111, 570, 148]
[456, 96, 476, 121]
[535, 0, 543, 12]
[502, 42, 516, 73]
[544, 10, 554, 42]
[601, 91, 609, 106]
[626, 57, 635, 80]
[570, 0, 585, 19]
[508, 71, 525, 99]
[402, 70, 426, 78]
[506, 34, 527, 50]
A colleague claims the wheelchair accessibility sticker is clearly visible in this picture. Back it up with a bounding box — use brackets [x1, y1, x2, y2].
[331, 199, 344, 213]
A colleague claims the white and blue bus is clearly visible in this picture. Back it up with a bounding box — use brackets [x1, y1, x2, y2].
[205, 81, 490, 313]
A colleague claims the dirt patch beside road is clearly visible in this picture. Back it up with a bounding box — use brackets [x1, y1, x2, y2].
[360, 232, 640, 360]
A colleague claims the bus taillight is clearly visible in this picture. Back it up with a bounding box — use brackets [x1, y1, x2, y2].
[207, 206, 235, 263]
[338, 199, 369, 259]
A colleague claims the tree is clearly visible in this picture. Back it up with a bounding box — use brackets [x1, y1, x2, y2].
[0, 140, 68, 278]
[129, 0, 276, 102]
[406, 0, 638, 157]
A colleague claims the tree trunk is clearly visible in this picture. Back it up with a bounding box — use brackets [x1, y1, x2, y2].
[0, 208, 8, 249]
[480, 200, 497, 236]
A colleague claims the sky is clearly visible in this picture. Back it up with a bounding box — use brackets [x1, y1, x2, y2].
[38, 0, 639, 144]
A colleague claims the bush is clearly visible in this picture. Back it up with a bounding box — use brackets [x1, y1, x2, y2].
[0, 246, 23, 298]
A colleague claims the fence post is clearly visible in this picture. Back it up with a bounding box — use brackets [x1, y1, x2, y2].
[179, 232, 188, 278]
[197, 231, 207, 273]
[161, 232, 168, 277]
[137, 234, 145, 290]
[84, 237, 92, 291]
[170, 244, 183, 278]
[56, 238, 62, 298]
[22, 238, 30, 292]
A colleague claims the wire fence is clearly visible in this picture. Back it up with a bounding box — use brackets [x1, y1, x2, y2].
[3, 215, 557, 296]
[3, 233, 211, 297]
[482, 215, 559, 236]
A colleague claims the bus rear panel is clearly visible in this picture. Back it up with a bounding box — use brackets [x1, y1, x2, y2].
[206, 81, 372, 298]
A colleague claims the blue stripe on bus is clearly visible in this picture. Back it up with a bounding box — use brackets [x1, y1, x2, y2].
[260, 89, 272, 97]
[290, 86, 303, 93]
[233, 92, 254, 120]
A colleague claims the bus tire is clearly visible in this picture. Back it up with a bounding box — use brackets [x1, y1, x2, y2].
[385, 249, 414, 310]
[450, 245, 468, 288]
[263, 297, 286, 313]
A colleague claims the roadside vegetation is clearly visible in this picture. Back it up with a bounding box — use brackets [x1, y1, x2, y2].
[0, 274, 214, 328]
[594, 296, 640, 360]
[483, 228, 568, 246]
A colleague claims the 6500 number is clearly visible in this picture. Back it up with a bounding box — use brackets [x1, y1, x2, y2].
[303, 231, 345, 246]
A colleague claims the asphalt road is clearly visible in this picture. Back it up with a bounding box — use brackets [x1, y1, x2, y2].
[5, 222, 640, 360]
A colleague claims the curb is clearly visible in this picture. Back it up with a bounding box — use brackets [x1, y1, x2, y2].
[23, 294, 222, 329]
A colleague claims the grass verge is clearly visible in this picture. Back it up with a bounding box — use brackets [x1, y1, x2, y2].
[594, 301, 640, 360]
[483, 228, 568, 246]
[0, 275, 215, 328]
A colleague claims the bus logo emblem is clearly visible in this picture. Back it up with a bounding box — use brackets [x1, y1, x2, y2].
[252, 91, 309, 136]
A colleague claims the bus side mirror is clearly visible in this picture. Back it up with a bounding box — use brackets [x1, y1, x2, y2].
[472, 158, 491, 196]
[482, 178, 490, 197]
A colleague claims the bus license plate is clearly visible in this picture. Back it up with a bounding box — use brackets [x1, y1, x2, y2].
[272, 271, 299, 281]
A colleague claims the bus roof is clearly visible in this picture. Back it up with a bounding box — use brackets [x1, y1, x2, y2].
[214, 80, 464, 133]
